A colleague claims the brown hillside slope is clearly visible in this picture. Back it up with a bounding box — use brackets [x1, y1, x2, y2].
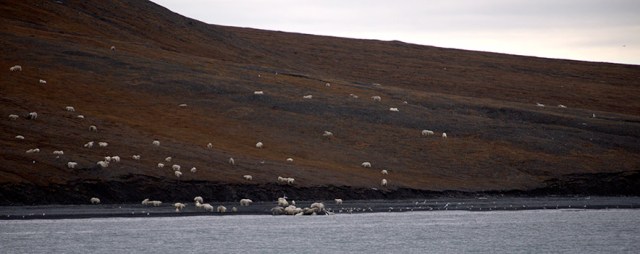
[1, 0, 639, 204]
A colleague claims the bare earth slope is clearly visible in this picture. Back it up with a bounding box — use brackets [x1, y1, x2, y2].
[1, 0, 639, 204]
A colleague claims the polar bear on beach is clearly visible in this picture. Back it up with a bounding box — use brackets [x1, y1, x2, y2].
[240, 199, 253, 206]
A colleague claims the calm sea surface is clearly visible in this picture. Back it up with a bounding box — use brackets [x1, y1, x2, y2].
[1, 209, 638, 253]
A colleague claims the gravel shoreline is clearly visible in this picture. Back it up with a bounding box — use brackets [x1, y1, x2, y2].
[1, 196, 639, 220]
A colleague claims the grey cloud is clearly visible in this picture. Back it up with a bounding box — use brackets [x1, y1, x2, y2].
[152, 0, 639, 64]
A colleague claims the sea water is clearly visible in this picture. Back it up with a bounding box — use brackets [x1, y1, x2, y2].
[1, 209, 638, 253]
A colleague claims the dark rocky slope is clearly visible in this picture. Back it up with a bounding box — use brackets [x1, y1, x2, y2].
[1, 0, 639, 205]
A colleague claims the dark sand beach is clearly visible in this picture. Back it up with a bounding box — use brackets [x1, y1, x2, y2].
[2, 196, 639, 220]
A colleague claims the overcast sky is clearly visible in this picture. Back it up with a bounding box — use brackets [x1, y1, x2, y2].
[151, 0, 640, 65]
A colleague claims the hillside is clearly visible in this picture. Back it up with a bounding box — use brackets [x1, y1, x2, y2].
[1, 0, 639, 205]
